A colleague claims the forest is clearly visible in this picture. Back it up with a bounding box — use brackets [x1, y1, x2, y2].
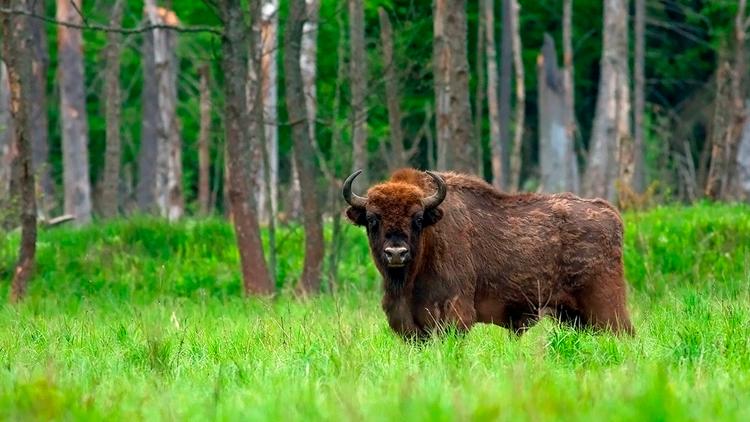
[2, 0, 750, 420]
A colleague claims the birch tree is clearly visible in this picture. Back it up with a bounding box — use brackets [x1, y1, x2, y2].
[29, 0, 52, 215]
[508, 0, 525, 191]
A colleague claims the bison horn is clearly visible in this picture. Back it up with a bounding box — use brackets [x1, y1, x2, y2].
[342, 170, 368, 208]
[422, 171, 447, 209]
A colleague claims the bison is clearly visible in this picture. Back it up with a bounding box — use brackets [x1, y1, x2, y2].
[343, 168, 634, 339]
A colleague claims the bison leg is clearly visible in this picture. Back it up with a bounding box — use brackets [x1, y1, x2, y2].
[416, 295, 476, 336]
[574, 273, 635, 335]
[507, 310, 540, 336]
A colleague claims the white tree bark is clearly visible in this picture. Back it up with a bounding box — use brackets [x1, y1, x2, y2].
[509, 0, 525, 191]
[146, 2, 183, 221]
[583, 0, 630, 201]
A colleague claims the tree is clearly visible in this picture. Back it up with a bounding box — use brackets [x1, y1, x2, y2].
[584, 0, 630, 201]
[285, 0, 325, 295]
[2, 0, 37, 302]
[101, 0, 125, 218]
[57, 0, 92, 225]
[499, 0, 512, 187]
[434, 0, 475, 173]
[198, 63, 212, 215]
[0, 60, 11, 200]
[146, 2, 183, 220]
[28, 0, 53, 216]
[473, 0, 485, 177]
[349, 0, 368, 188]
[379, 7, 406, 169]
[538, 34, 578, 193]
[484, 0, 502, 189]
[137, 23, 158, 212]
[220, 0, 274, 295]
[508, 0, 525, 191]
[632, 0, 646, 192]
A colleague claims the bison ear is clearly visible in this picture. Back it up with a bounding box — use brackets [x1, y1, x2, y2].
[424, 207, 443, 227]
[345, 207, 367, 226]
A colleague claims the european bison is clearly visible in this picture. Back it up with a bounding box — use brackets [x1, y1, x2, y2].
[343, 168, 634, 339]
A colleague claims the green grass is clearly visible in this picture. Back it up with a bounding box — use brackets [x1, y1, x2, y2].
[1, 203, 750, 421]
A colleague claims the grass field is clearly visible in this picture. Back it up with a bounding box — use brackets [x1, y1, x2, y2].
[1, 204, 750, 421]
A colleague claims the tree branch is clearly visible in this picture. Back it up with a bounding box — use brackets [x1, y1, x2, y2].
[0, 8, 223, 36]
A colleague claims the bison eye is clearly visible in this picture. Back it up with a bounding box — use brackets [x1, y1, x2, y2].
[367, 215, 379, 231]
[412, 215, 424, 229]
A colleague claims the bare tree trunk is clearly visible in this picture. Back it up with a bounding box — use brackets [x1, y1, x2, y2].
[379, 7, 406, 169]
[349, 0, 368, 188]
[137, 27, 158, 212]
[538, 34, 577, 193]
[146, 3, 183, 220]
[474, 1, 485, 176]
[508, 0, 525, 191]
[264, 0, 280, 220]
[101, 0, 124, 219]
[434, 0, 475, 173]
[632, 0, 646, 192]
[28, 0, 53, 216]
[2, 0, 37, 302]
[220, 0, 274, 295]
[584, 0, 630, 202]
[562, 0, 579, 193]
[285, 0, 325, 295]
[0, 60, 12, 201]
[499, 0, 512, 187]
[57, 0, 92, 225]
[737, 99, 750, 200]
[484, 0, 502, 189]
[198, 63, 212, 215]
[706, 59, 733, 200]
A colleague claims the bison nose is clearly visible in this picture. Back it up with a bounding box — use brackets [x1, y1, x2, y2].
[384, 246, 410, 266]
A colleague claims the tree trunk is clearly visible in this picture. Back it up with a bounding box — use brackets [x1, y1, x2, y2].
[583, 0, 630, 202]
[434, 0, 475, 173]
[220, 0, 274, 295]
[349, 0, 368, 189]
[737, 99, 750, 200]
[137, 26, 158, 212]
[264, 0, 280, 220]
[484, 0, 502, 189]
[706, 59, 733, 200]
[2, 0, 37, 302]
[146, 2, 183, 220]
[474, 1, 485, 176]
[285, 0, 324, 295]
[562, 0, 579, 193]
[198, 63, 212, 215]
[0, 60, 12, 201]
[57, 0, 92, 225]
[538, 34, 577, 193]
[101, 0, 125, 219]
[508, 0, 525, 191]
[632, 0, 646, 192]
[28, 0, 53, 216]
[379, 7, 406, 170]
[499, 0, 512, 187]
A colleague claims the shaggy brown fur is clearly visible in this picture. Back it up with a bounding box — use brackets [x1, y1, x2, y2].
[345, 168, 634, 339]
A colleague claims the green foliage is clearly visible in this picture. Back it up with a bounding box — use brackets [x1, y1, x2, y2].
[2, 205, 750, 419]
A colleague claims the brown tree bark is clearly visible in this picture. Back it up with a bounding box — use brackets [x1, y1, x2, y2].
[263, 0, 280, 220]
[0, 60, 12, 201]
[484, 0, 502, 189]
[561, 0, 580, 193]
[2, 0, 37, 302]
[57, 0, 92, 225]
[379, 7, 406, 169]
[508, 0, 525, 191]
[220, 0, 274, 295]
[285, 0, 324, 295]
[349, 0, 368, 189]
[146, 2, 183, 220]
[474, 0, 485, 176]
[137, 25, 158, 212]
[198, 63, 212, 215]
[434, 0, 475, 173]
[632, 0, 646, 192]
[584, 0, 630, 201]
[101, 0, 125, 219]
[538, 34, 577, 193]
[28, 0, 53, 216]
[499, 0, 512, 187]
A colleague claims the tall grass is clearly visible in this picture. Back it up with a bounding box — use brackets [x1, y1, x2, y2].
[1, 203, 749, 420]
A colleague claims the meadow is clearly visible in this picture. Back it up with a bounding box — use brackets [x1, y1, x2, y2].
[1, 204, 750, 421]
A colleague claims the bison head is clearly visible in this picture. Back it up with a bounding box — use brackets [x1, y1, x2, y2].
[343, 170, 446, 279]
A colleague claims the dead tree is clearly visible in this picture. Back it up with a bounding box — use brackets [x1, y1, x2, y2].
[509, 0, 525, 191]
[285, 0, 324, 295]
[57, 0, 92, 225]
[220, 0, 274, 295]
[538, 34, 578, 193]
[2, 0, 37, 302]
[434, 0, 475, 173]
[584, 0, 630, 202]
[101, 0, 125, 218]
[198, 63, 212, 215]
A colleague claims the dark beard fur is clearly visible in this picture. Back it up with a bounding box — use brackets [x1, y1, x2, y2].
[384, 266, 408, 295]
